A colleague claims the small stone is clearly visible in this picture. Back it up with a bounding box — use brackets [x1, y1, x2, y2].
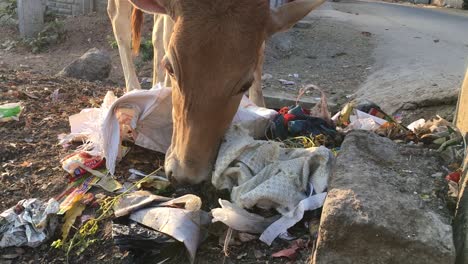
[254, 250, 265, 259]
[261, 73, 273, 80]
[431, 172, 444, 178]
[294, 21, 312, 29]
[236, 252, 247, 260]
[278, 79, 295, 85]
[238, 233, 257, 242]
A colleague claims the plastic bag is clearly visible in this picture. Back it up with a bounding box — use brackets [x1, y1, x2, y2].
[0, 103, 23, 122]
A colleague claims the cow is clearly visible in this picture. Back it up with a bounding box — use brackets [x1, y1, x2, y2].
[107, 0, 326, 185]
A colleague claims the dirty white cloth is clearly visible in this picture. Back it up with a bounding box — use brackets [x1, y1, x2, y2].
[211, 125, 332, 244]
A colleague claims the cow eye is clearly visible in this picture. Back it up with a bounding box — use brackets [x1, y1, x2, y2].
[165, 61, 175, 77]
[162, 57, 175, 77]
[239, 79, 254, 94]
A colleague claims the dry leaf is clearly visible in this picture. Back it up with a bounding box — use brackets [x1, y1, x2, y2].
[61, 203, 86, 241]
[20, 161, 32, 167]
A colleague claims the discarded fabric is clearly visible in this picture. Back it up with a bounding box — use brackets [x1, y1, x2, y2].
[271, 105, 336, 141]
[212, 199, 279, 234]
[212, 125, 332, 244]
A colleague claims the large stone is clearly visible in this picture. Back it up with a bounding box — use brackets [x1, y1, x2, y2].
[58, 48, 111, 81]
[313, 130, 455, 264]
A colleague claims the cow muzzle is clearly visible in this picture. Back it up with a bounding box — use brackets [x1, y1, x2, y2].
[165, 154, 212, 185]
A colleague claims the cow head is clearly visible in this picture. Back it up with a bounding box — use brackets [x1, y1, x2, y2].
[129, 0, 325, 185]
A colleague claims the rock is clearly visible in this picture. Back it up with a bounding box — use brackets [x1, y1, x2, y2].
[58, 48, 111, 81]
[269, 32, 293, 54]
[294, 21, 312, 29]
[313, 130, 455, 264]
[261, 73, 273, 81]
[238, 232, 257, 243]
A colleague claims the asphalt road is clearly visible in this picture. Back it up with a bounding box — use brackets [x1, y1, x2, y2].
[314, 0, 468, 114]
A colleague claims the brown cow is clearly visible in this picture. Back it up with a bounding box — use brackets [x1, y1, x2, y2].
[108, 0, 326, 185]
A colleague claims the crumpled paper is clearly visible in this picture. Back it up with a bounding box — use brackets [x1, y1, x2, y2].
[0, 198, 59, 248]
[211, 125, 332, 245]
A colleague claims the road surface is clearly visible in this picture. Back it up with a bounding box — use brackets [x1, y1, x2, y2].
[313, 0, 468, 114]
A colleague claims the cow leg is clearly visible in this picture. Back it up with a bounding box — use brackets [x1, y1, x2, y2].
[108, 0, 141, 92]
[152, 15, 175, 88]
[152, 14, 166, 86]
[163, 16, 175, 88]
[249, 42, 266, 107]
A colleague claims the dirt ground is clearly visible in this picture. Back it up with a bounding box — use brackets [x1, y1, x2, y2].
[0, 69, 323, 264]
[0, 10, 375, 107]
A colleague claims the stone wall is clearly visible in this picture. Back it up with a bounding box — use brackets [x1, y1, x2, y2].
[43, 0, 107, 16]
[46, 0, 93, 16]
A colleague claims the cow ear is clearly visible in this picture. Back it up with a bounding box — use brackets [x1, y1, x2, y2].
[266, 0, 325, 36]
[129, 0, 171, 14]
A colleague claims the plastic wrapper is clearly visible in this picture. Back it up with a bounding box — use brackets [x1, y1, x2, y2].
[0, 103, 23, 122]
[113, 192, 209, 263]
[61, 151, 105, 180]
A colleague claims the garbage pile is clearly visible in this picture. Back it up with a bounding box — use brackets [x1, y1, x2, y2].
[0, 83, 464, 262]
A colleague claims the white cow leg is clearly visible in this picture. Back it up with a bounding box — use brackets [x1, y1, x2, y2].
[163, 16, 174, 88]
[152, 14, 166, 86]
[108, 0, 141, 92]
[249, 42, 266, 107]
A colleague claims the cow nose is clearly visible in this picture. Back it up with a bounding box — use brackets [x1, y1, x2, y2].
[166, 169, 178, 185]
[165, 158, 185, 186]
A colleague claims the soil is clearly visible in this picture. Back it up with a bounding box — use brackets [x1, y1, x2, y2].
[0, 68, 322, 263]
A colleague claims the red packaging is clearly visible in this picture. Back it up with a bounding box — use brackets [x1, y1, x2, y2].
[61, 152, 105, 181]
[446, 171, 461, 183]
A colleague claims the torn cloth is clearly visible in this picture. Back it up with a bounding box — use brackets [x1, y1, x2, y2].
[211, 126, 332, 244]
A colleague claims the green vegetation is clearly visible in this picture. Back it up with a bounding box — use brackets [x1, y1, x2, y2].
[23, 20, 66, 53]
[0, 0, 17, 23]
